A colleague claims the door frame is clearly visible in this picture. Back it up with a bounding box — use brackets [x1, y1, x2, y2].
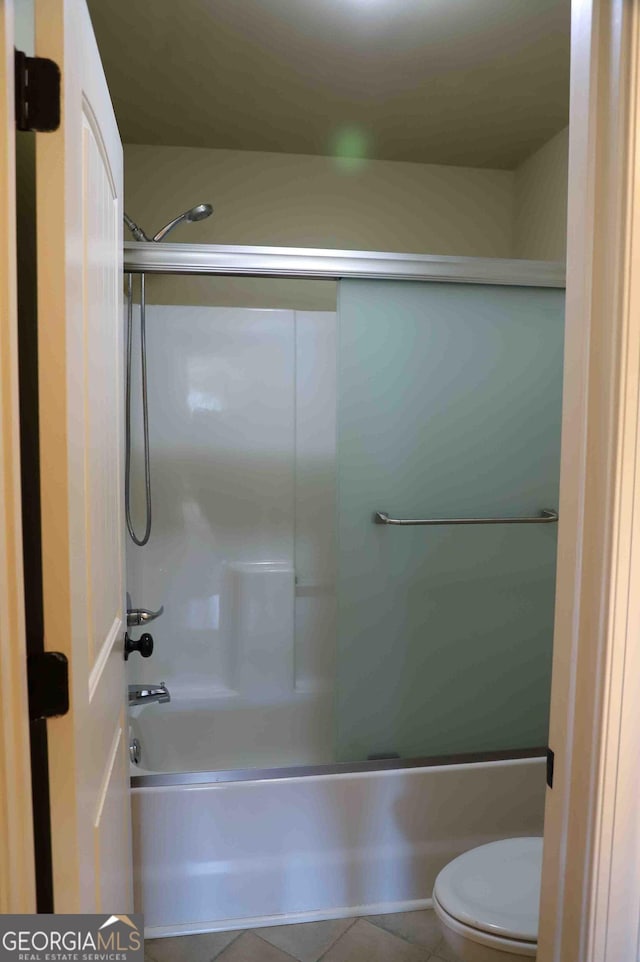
[0, 0, 37, 913]
[539, 0, 640, 959]
[1, 0, 639, 943]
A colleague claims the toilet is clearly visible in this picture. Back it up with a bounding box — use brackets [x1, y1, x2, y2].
[433, 837, 542, 961]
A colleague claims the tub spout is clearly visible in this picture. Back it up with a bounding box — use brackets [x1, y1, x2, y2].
[128, 682, 170, 706]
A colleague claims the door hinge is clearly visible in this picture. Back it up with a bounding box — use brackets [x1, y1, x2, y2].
[15, 49, 61, 132]
[546, 747, 555, 789]
[27, 652, 69, 721]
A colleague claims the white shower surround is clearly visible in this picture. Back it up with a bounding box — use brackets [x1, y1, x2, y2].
[132, 755, 546, 936]
[126, 304, 337, 768]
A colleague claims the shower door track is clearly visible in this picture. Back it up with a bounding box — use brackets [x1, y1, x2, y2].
[124, 242, 565, 288]
[131, 745, 546, 787]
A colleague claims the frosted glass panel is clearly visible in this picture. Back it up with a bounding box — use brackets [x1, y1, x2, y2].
[336, 280, 564, 762]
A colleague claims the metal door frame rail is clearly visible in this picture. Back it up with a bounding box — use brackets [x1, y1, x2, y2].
[124, 242, 566, 288]
[374, 508, 559, 526]
[130, 745, 546, 787]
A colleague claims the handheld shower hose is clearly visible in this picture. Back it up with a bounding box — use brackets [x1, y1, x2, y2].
[125, 273, 152, 546]
[123, 203, 213, 547]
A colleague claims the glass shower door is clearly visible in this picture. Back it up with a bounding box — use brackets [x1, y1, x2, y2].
[335, 279, 564, 762]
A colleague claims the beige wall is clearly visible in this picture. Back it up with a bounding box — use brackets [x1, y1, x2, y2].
[124, 144, 514, 308]
[513, 127, 569, 262]
[124, 136, 568, 308]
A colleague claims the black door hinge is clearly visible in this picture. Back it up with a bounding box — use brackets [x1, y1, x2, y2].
[546, 747, 555, 789]
[27, 652, 69, 721]
[15, 49, 61, 132]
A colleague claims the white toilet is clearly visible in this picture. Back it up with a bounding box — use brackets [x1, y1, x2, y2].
[433, 837, 542, 961]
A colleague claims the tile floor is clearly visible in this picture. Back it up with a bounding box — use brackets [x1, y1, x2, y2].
[144, 910, 462, 962]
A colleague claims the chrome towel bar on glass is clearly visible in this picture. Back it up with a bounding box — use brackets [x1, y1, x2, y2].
[373, 509, 559, 526]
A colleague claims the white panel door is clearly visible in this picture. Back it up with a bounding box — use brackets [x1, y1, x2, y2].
[35, 0, 130, 910]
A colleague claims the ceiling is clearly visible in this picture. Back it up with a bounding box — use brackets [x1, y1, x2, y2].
[88, 0, 570, 170]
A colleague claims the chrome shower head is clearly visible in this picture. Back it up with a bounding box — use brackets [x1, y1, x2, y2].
[123, 204, 214, 243]
[185, 203, 213, 223]
[151, 204, 214, 242]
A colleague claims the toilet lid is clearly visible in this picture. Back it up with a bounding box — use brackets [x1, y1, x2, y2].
[433, 837, 543, 943]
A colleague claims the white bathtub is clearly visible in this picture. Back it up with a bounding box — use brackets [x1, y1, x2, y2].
[131, 727, 546, 938]
[129, 692, 335, 773]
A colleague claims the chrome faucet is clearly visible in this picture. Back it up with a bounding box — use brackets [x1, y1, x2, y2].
[127, 605, 164, 627]
[128, 682, 170, 706]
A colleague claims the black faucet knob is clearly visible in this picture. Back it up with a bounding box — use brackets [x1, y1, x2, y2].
[124, 632, 154, 661]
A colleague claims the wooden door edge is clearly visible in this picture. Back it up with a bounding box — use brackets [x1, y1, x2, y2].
[0, 0, 37, 914]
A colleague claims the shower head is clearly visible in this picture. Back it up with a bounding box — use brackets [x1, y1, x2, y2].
[123, 204, 214, 243]
[185, 203, 213, 223]
[151, 204, 213, 242]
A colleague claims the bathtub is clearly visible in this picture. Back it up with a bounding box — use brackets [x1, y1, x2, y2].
[131, 708, 546, 939]
[129, 692, 334, 773]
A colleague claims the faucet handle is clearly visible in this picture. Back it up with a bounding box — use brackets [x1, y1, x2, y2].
[124, 632, 154, 661]
[127, 605, 164, 627]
